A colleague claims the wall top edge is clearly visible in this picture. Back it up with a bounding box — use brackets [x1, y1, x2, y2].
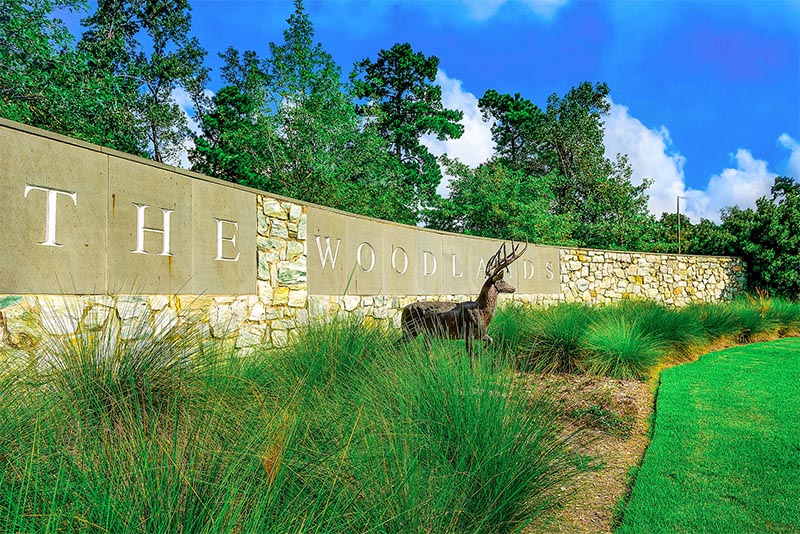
[562, 246, 742, 261]
[1, 118, 740, 262]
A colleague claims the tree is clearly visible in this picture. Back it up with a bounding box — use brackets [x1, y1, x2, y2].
[79, 0, 208, 164]
[464, 83, 654, 250]
[0, 0, 142, 153]
[191, 1, 414, 224]
[716, 176, 800, 297]
[477, 89, 546, 171]
[352, 42, 464, 216]
[426, 157, 575, 245]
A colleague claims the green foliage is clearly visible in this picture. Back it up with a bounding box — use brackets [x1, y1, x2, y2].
[580, 315, 666, 380]
[190, 2, 415, 224]
[505, 303, 593, 373]
[0, 0, 143, 154]
[617, 339, 800, 533]
[427, 158, 575, 244]
[352, 42, 464, 216]
[477, 89, 546, 171]
[496, 299, 800, 380]
[0, 317, 578, 533]
[432, 82, 655, 251]
[720, 177, 800, 298]
[679, 302, 743, 341]
[610, 300, 706, 360]
[79, 0, 208, 164]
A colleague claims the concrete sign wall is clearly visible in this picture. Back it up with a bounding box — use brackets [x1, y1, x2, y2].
[1, 120, 256, 295]
[0, 119, 748, 358]
[307, 206, 559, 296]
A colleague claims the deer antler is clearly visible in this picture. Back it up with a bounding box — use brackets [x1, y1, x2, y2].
[485, 239, 529, 278]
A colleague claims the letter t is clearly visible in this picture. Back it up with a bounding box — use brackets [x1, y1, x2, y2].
[24, 184, 78, 247]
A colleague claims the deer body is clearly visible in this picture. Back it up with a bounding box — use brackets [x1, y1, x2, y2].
[399, 241, 525, 359]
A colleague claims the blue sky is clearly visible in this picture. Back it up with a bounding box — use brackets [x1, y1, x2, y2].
[66, 0, 800, 220]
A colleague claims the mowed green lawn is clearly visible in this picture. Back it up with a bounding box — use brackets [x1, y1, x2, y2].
[618, 338, 800, 533]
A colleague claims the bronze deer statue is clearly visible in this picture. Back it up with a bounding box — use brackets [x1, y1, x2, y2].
[399, 240, 528, 359]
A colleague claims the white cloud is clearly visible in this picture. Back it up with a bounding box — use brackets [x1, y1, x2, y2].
[603, 99, 687, 217]
[603, 99, 778, 222]
[462, 0, 569, 20]
[421, 69, 494, 195]
[779, 133, 800, 178]
[702, 149, 775, 215]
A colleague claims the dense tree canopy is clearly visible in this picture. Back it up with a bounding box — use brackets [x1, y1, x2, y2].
[190, 1, 415, 223]
[352, 42, 464, 214]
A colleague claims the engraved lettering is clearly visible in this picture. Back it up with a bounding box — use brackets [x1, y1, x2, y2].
[523, 260, 535, 280]
[24, 184, 77, 247]
[214, 218, 240, 262]
[545, 261, 555, 280]
[476, 258, 487, 278]
[450, 254, 463, 277]
[423, 251, 437, 277]
[315, 235, 341, 269]
[391, 246, 409, 275]
[356, 242, 376, 272]
[132, 203, 174, 256]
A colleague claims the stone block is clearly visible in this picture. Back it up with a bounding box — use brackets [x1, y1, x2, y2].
[277, 260, 306, 286]
[262, 198, 287, 219]
[271, 329, 288, 348]
[288, 289, 307, 308]
[273, 287, 290, 306]
[270, 220, 289, 239]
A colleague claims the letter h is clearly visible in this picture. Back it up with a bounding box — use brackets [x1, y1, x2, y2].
[131, 203, 174, 256]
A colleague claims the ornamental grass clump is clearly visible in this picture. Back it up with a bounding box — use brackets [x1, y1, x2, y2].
[730, 295, 783, 342]
[611, 300, 706, 362]
[679, 302, 743, 342]
[1, 316, 578, 533]
[518, 303, 593, 373]
[579, 314, 668, 380]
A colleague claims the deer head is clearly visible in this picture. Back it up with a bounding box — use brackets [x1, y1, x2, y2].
[485, 240, 529, 293]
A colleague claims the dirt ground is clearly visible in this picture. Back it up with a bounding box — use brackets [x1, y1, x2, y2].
[519, 373, 657, 534]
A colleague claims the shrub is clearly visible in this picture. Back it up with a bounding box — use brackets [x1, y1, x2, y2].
[580, 315, 667, 380]
[520, 303, 593, 373]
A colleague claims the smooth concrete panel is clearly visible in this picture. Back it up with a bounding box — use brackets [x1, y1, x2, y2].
[307, 206, 349, 294]
[384, 222, 417, 296]
[347, 217, 386, 296]
[107, 158, 193, 294]
[192, 180, 257, 295]
[0, 127, 107, 294]
[527, 245, 560, 294]
[415, 230, 444, 295]
[470, 238, 506, 287]
[442, 234, 474, 295]
[308, 206, 562, 297]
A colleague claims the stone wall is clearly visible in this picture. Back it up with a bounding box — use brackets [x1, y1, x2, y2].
[560, 249, 746, 306]
[0, 118, 747, 361]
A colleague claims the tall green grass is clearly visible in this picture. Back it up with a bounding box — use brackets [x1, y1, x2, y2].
[1, 317, 577, 533]
[492, 297, 800, 381]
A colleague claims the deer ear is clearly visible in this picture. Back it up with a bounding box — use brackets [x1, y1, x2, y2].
[493, 271, 504, 282]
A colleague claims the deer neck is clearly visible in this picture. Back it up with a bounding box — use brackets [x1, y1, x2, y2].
[476, 280, 498, 315]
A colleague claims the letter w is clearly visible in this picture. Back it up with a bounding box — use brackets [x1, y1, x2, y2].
[315, 236, 341, 269]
